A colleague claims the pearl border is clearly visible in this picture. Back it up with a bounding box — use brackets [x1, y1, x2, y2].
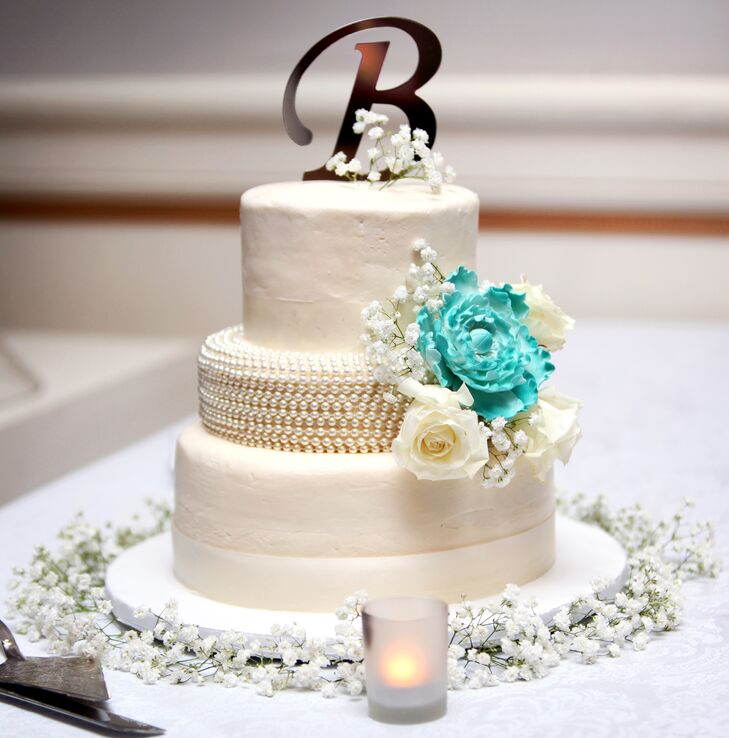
[198, 326, 407, 453]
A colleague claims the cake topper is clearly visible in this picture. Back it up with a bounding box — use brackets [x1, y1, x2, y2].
[283, 17, 442, 181]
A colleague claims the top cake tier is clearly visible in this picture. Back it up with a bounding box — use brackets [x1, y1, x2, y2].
[241, 180, 479, 352]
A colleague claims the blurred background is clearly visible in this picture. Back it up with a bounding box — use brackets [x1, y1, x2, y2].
[1, 0, 728, 500]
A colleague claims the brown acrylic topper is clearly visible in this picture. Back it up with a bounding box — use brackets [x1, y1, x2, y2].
[283, 17, 442, 180]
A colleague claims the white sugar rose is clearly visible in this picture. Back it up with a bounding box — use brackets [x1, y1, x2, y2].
[392, 379, 489, 481]
[511, 277, 575, 352]
[523, 387, 582, 481]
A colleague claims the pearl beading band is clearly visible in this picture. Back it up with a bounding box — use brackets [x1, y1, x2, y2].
[198, 326, 407, 453]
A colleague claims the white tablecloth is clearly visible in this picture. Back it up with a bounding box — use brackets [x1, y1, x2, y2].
[2, 321, 729, 738]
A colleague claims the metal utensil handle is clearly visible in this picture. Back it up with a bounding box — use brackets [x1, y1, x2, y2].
[0, 683, 166, 735]
[0, 619, 25, 661]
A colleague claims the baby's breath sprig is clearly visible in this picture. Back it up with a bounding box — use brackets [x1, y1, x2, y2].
[326, 109, 456, 193]
[361, 238, 450, 393]
[479, 415, 531, 489]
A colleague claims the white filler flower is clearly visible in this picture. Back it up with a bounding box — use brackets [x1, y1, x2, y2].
[511, 277, 575, 352]
[392, 379, 489, 481]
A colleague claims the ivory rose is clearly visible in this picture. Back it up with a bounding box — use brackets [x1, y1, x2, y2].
[392, 379, 489, 481]
[523, 387, 582, 480]
[511, 277, 575, 352]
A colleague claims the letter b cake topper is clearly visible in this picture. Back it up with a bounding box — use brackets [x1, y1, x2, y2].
[283, 17, 442, 181]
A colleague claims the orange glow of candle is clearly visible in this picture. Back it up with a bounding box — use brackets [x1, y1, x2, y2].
[380, 641, 429, 688]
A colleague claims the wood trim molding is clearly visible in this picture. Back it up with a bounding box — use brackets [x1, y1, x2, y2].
[477, 210, 729, 236]
[1, 197, 728, 235]
[0, 197, 240, 225]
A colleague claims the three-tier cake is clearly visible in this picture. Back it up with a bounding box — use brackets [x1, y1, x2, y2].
[172, 179, 569, 612]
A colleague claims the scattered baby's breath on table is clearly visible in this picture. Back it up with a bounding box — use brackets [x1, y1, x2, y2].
[5, 496, 720, 696]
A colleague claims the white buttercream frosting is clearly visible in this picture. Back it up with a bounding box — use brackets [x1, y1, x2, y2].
[173, 422, 556, 610]
[240, 180, 479, 352]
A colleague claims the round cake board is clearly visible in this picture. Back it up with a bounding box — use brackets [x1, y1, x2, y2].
[106, 514, 627, 646]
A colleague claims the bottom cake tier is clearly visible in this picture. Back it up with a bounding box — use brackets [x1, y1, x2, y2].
[173, 422, 556, 612]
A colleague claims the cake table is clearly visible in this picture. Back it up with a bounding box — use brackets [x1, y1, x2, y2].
[1, 321, 727, 738]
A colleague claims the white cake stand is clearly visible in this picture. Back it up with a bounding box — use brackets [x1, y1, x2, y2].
[106, 514, 626, 646]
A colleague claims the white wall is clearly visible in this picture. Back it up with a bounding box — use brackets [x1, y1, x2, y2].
[2, 2, 728, 213]
[2, 75, 728, 214]
[1, 0, 728, 76]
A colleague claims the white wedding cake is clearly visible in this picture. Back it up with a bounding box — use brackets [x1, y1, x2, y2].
[171, 172, 579, 612]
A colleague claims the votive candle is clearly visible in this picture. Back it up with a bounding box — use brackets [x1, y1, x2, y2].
[362, 596, 448, 724]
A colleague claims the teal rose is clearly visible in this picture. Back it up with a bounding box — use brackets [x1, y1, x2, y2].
[416, 267, 554, 420]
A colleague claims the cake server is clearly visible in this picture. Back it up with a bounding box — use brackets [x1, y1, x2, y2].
[0, 618, 109, 702]
[0, 683, 165, 735]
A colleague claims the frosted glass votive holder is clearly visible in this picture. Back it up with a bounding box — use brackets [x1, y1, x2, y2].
[362, 596, 448, 724]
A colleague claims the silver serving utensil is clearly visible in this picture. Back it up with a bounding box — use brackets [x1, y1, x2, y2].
[0, 618, 109, 702]
[0, 683, 165, 735]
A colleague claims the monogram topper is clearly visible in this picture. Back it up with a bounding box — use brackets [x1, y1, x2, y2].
[283, 17, 442, 181]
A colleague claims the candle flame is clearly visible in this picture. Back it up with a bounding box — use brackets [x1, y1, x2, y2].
[381, 642, 428, 688]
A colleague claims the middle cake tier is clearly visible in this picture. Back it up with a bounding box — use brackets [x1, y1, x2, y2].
[198, 325, 408, 452]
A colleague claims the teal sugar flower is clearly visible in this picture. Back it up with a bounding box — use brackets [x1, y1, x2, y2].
[416, 267, 554, 420]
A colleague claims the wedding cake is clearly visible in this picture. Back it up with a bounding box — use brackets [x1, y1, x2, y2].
[173, 115, 580, 613]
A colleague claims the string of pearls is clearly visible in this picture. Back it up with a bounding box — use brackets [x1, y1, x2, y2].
[198, 326, 407, 453]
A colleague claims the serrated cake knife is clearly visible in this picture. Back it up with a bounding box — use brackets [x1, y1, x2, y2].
[0, 618, 109, 701]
